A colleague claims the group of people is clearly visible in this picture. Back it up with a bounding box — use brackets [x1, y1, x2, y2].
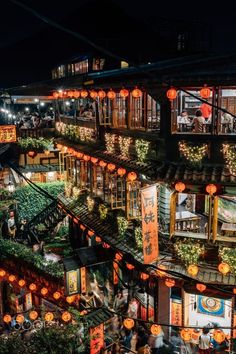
[17, 111, 54, 130]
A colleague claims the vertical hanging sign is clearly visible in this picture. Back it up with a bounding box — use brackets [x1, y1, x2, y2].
[113, 261, 119, 285]
[141, 185, 158, 264]
[80, 267, 87, 294]
[90, 323, 104, 354]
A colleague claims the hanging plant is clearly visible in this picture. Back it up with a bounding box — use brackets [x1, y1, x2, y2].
[174, 239, 204, 266]
[87, 196, 95, 212]
[105, 133, 116, 154]
[18, 137, 54, 152]
[222, 144, 236, 175]
[99, 204, 108, 220]
[65, 182, 73, 198]
[219, 247, 236, 274]
[117, 216, 129, 238]
[135, 139, 150, 162]
[135, 226, 143, 249]
[178, 141, 208, 165]
[72, 187, 81, 199]
[118, 136, 132, 158]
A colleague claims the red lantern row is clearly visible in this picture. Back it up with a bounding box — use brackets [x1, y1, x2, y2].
[175, 181, 217, 195]
[166, 85, 211, 101]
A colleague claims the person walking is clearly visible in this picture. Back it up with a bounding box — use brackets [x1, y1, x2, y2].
[198, 327, 212, 354]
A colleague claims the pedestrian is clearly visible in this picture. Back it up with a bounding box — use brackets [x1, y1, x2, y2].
[198, 327, 212, 354]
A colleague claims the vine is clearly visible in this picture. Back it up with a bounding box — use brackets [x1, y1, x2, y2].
[178, 141, 208, 164]
[222, 144, 236, 175]
[174, 239, 204, 266]
[135, 139, 150, 162]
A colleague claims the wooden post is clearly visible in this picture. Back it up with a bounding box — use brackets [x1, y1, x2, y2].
[169, 192, 176, 238]
[212, 196, 218, 242]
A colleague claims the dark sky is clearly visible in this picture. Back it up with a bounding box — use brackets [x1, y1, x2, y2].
[0, 0, 235, 88]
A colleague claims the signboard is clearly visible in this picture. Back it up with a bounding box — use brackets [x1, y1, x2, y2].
[0, 125, 16, 143]
[25, 292, 33, 311]
[171, 299, 182, 326]
[80, 267, 87, 294]
[141, 185, 158, 264]
[90, 324, 104, 354]
[113, 261, 119, 285]
[66, 270, 79, 295]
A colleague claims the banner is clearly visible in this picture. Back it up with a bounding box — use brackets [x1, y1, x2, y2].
[113, 261, 119, 285]
[171, 299, 182, 326]
[141, 185, 158, 263]
[90, 324, 104, 354]
[0, 125, 16, 143]
[66, 270, 79, 295]
[80, 267, 87, 294]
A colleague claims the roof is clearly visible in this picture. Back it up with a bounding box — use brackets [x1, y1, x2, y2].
[85, 308, 114, 328]
[19, 164, 60, 173]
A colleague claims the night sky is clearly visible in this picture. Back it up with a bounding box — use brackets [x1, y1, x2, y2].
[0, 0, 235, 88]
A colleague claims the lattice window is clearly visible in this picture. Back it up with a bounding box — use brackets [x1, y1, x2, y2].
[130, 96, 145, 129]
[98, 97, 112, 125]
[147, 94, 160, 131]
[110, 175, 126, 209]
[92, 165, 104, 197]
[79, 161, 90, 190]
[127, 181, 141, 219]
[112, 94, 128, 127]
[66, 156, 76, 184]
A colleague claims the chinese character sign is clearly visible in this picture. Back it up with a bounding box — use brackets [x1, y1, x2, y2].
[113, 261, 119, 285]
[66, 270, 78, 295]
[0, 125, 16, 143]
[171, 299, 182, 326]
[141, 185, 158, 264]
[80, 267, 87, 294]
[90, 324, 104, 354]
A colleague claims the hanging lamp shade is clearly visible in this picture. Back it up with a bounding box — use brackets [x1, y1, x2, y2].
[90, 90, 98, 99]
[80, 90, 88, 98]
[187, 264, 199, 276]
[218, 262, 230, 275]
[107, 89, 116, 99]
[206, 184, 217, 195]
[127, 171, 137, 182]
[166, 88, 177, 100]
[131, 87, 142, 98]
[120, 88, 129, 98]
[175, 181, 185, 193]
[196, 283, 206, 292]
[98, 90, 106, 99]
[200, 85, 211, 99]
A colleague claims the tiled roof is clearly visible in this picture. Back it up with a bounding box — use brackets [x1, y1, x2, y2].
[19, 164, 60, 173]
[85, 308, 113, 327]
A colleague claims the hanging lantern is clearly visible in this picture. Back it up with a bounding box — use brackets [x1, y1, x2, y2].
[91, 157, 98, 164]
[99, 160, 107, 168]
[213, 329, 226, 344]
[150, 324, 162, 335]
[200, 85, 211, 99]
[95, 236, 102, 243]
[3, 314, 11, 323]
[166, 87, 177, 101]
[41, 287, 48, 296]
[120, 88, 129, 98]
[127, 171, 137, 182]
[131, 87, 142, 98]
[67, 90, 74, 98]
[123, 318, 135, 329]
[45, 312, 54, 321]
[8, 275, 16, 282]
[107, 89, 116, 99]
[0, 269, 6, 277]
[76, 152, 84, 159]
[90, 90, 98, 99]
[62, 311, 72, 322]
[107, 163, 116, 171]
[165, 278, 175, 288]
[53, 92, 59, 99]
[115, 253, 123, 261]
[29, 283, 37, 291]
[102, 242, 110, 248]
[175, 181, 186, 193]
[180, 329, 192, 342]
[74, 90, 80, 99]
[29, 310, 38, 321]
[98, 90, 106, 99]
[187, 264, 199, 276]
[83, 155, 91, 162]
[140, 273, 149, 280]
[218, 262, 230, 275]
[117, 168, 126, 177]
[27, 151, 37, 159]
[88, 230, 95, 237]
[206, 184, 217, 195]
[80, 224, 86, 231]
[18, 279, 26, 287]
[126, 263, 135, 270]
[16, 314, 25, 323]
[196, 283, 206, 292]
[233, 288, 236, 295]
[80, 89, 88, 98]
[66, 295, 75, 304]
[53, 291, 61, 300]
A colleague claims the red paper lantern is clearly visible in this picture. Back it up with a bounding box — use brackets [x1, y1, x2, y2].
[99, 160, 107, 168]
[140, 273, 149, 280]
[150, 324, 162, 335]
[166, 88, 177, 101]
[107, 89, 116, 99]
[18, 279, 26, 287]
[27, 151, 37, 158]
[29, 310, 38, 320]
[95, 236, 102, 242]
[76, 152, 84, 159]
[165, 278, 175, 288]
[115, 253, 123, 261]
[91, 157, 98, 164]
[131, 87, 142, 98]
[83, 155, 91, 162]
[123, 318, 135, 329]
[3, 314, 11, 323]
[80, 90, 88, 98]
[66, 295, 75, 304]
[0, 269, 6, 277]
[107, 163, 116, 171]
[175, 181, 186, 193]
[98, 90, 106, 99]
[67, 90, 74, 98]
[53, 291, 61, 300]
[102, 242, 110, 248]
[117, 168, 126, 177]
[88, 230, 95, 237]
[200, 85, 211, 99]
[206, 184, 217, 195]
[187, 264, 199, 276]
[196, 283, 206, 292]
[8, 275, 16, 282]
[16, 314, 25, 323]
[90, 90, 98, 99]
[74, 90, 80, 98]
[218, 262, 230, 275]
[120, 88, 129, 98]
[53, 92, 59, 99]
[126, 263, 135, 270]
[45, 312, 54, 321]
[41, 287, 48, 296]
[127, 171, 137, 182]
[29, 283, 37, 291]
[62, 311, 72, 322]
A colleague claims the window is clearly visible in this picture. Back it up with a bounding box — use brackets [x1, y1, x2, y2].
[74, 60, 89, 74]
[147, 94, 160, 131]
[92, 58, 105, 71]
[98, 98, 112, 125]
[92, 165, 104, 197]
[127, 181, 140, 219]
[110, 175, 126, 209]
[67, 63, 75, 76]
[218, 88, 236, 134]
[112, 94, 128, 127]
[130, 96, 145, 129]
[66, 156, 76, 184]
[79, 160, 90, 189]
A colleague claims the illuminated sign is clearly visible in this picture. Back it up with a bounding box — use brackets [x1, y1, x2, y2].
[0, 125, 16, 143]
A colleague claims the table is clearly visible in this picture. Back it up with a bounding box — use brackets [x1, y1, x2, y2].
[221, 223, 236, 236]
[175, 211, 201, 232]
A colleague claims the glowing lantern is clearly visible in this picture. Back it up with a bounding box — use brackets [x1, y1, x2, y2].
[27, 151, 37, 158]
[90, 90, 98, 99]
[126, 263, 135, 270]
[131, 87, 142, 98]
[66, 295, 75, 304]
[123, 318, 135, 329]
[150, 324, 161, 335]
[206, 184, 217, 195]
[187, 264, 199, 276]
[41, 287, 48, 296]
[213, 329, 226, 344]
[0, 269, 6, 277]
[53, 92, 59, 99]
[120, 89, 129, 98]
[166, 88, 177, 101]
[16, 314, 24, 323]
[76, 152, 83, 159]
[165, 278, 175, 288]
[74, 90, 80, 98]
[45, 312, 54, 321]
[88, 230, 94, 237]
[99, 160, 107, 168]
[233, 288, 236, 294]
[102, 242, 110, 248]
[175, 181, 186, 193]
[91, 157, 98, 164]
[95, 236, 102, 242]
[29, 283, 37, 291]
[8, 275, 16, 282]
[180, 329, 192, 342]
[107, 163, 116, 171]
[67, 90, 74, 98]
[80, 90, 88, 98]
[107, 89, 116, 99]
[53, 291, 61, 300]
[80, 224, 86, 231]
[127, 171, 137, 182]
[200, 85, 211, 99]
[62, 311, 72, 322]
[83, 155, 90, 162]
[29, 310, 38, 321]
[18, 279, 26, 287]
[140, 273, 149, 280]
[115, 253, 123, 261]
[117, 168, 126, 177]
[3, 314, 11, 323]
[218, 262, 230, 275]
[98, 90, 106, 99]
[196, 283, 206, 292]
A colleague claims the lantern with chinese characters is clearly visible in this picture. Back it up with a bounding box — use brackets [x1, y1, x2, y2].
[117, 168, 126, 177]
[45, 312, 54, 321]
[187, 264, 199, 276]
[165, 278, 175, 288]
[53, 291, 61, 300]
[98, 90, 106, 99]
[200, 85, 211, 99]
[120, 88, 129, 98]
[18, 279, 26, 287]
[175, 181, 186, 193]
[90, 90, 98, 99]
[41, 287, 48, 296]
[218, 262, 230, 275]
[196, 283, 206, 292]
[107, 163, 116, 171]
[180, 329, 192, 342]
[80, 90, 88, 98]
[62, 311, 72, 322]
[16, 314, 24, 323]
[3, 314, 11, 323]
[167, 88, 177, 100]
[131, 87, 142, 98]
[29, 283, 37, 291]
[127, 171, 137, 182]
[206, 184, 217, 195]
[0, 269, 6, 277]
[150, 324, 161, 335]
[213, 329, 226, 344]
[107, 89, 116, 99]
[123, 318, 135, 329]
[29, 310, 38, 321]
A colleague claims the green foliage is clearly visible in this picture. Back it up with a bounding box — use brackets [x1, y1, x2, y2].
[135, 139, 150, 162]
[117, 216, 128, 238]
[174, 238, 204, 266]
[219, 246, 236, 274]
[14, 182, 64, 221]
[99, 204, 108, 220]
[135, 227, 143, 249]
[18, 137, 54, 151]
[0, 239, 64, 279]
